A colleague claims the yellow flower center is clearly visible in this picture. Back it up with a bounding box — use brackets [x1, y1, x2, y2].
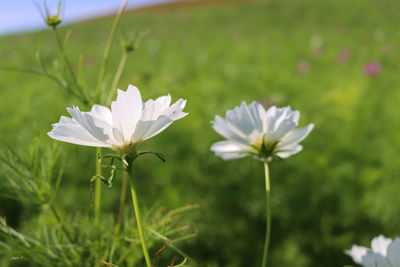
[112, 140, 142, 155]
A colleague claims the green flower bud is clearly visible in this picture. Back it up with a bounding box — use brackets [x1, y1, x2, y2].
[122, 41, 135, 53]
[45, 15, 62, 27]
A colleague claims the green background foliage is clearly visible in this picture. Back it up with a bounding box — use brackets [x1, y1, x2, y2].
[1, 0, 400, 265]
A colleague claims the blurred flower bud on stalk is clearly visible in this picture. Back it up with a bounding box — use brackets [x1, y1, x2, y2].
[35, 0, 64, 28]
[122, 41, 135, 52]
[121, 29, 150, 53]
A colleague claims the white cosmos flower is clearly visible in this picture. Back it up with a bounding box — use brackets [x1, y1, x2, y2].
[210, 101, 314, 161]
[346, 235, 400, 267]
[48, 85, 188, 153]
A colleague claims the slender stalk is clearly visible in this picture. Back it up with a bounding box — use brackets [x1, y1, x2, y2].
[106, 51, 128, 105]
[127, 165, 152, 267]
[261, 161, 271, 267]
[114, 170, 128, 235]
[94, 147, 102, 227]
[52, 27, 88, 106]
[50, 205, 74, 243]
[52, 27, 78, 85]
[95, 0, 128, 104]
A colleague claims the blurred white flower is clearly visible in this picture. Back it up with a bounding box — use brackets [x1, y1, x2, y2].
[210, 101, 314, 161]
[346, 235, 400, 267]
[48, 85, 187, 154]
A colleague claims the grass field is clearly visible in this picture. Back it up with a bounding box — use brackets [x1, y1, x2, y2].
[2, 0, 400, 266]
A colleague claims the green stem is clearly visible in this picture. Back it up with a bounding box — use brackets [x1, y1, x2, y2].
[261, 161, 271, 267]
[114, 170, 128, 235]
[95, 147, 102, 228]
[52, 27, 88, 105]
[106, 51, 128, 105]
[127, 166, 152, 267]
[52, 27, 77, 85]
[95, 0, 128, 104]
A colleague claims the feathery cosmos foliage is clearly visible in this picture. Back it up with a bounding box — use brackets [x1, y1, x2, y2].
[48, 85, 188, 154]
[211, 102, 314, 161]
[346, 235, 400, 267]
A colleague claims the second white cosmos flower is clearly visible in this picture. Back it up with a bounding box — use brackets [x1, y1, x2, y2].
[346, 235, 400, 267]
[48, 85, 188, 153]
[211, 101, 314, 161]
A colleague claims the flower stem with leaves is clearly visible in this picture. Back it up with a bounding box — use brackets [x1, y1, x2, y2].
[115, 170, 129, 235]
[94, 147, 103, 228]
[125, 161, 152, 267]
[92, 0, 127, 228]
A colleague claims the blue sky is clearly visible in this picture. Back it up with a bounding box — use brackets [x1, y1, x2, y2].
[0, 0, 174, 36]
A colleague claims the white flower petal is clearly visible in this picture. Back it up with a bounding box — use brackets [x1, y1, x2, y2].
[139, 116, 173, 141]
[154, 94, 172, 109]
[132, 98, 188, 141]
[371, 235, 392, 256]
[275, 144, 303, 158]
[138, 116, 182, 141]
[142, 94, 172, 121]
[211, 141, 250, 160]
[267, 108, 299, 141]
[212, 116, 249, 145]
[387, 238, 400, 266]
[67, 107, 111, 143]
[48, 117, 109, 147]
[263, 106, 277, 132]
[130, 120, 155, 142]
[225, 101, 258, 136]
[279, 124, 314, 147]
[90, 104, 113, 125]
[346, 245, 368, 264]
[362, 252, 390, 267]
[240, 101, 264, 134]
[161, 98, 188, 120]
[265, 106, 290, 132]
[111, 85, 143, 141]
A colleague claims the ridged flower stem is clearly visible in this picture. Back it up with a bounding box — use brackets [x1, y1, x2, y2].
[107, 51, 128, 105]
[261, 160, 271, 267]
[114, 170, 128, 235]
[127, 165, 152, 267]
[94, 147, 102, 227]
[52, 27, 78, 85]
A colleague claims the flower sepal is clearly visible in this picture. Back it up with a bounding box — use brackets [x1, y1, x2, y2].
[91, 153, 124, 186]
[125, 151, 166, 166]
[247, 138, 284, 162]
[91, 150, 166, 187]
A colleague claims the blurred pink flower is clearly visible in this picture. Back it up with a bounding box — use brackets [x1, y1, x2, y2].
[363, 62, 381, 75]
[297, 60, 311, 75]
[337, 48, 349, 63]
